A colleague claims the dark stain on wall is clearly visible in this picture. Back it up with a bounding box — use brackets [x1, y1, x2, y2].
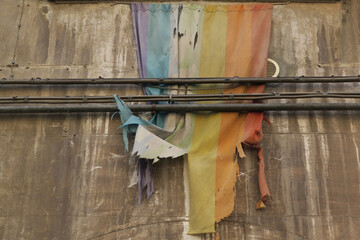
[35, 6, 50, 63]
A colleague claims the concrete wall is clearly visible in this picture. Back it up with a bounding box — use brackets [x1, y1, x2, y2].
[0, 0, 359, 239]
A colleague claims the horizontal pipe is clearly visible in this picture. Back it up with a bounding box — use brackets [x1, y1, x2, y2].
[2, 92, 360, 104]
[0, 103, 360, 113]
[1, 76, 360, 85]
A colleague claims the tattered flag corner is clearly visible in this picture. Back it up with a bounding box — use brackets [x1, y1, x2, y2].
[132, 125, 187, 163]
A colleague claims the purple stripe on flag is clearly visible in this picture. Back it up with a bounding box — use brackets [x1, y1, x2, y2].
[132, 3, 155, 205]
[131, 3, 149, 78]
[138, 158, 154, 205]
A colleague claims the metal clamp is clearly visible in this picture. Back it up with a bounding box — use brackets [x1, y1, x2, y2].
[168, 94, 174, 104]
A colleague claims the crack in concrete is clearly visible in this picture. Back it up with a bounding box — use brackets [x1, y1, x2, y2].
[11, 0, 25, 79]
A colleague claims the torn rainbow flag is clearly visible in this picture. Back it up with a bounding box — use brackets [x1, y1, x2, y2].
[128, 3, 273, 234]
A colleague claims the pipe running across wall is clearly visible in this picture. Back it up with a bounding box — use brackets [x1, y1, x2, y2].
[1, 76, 359, 113]
[1, 76, 360, 85]
[1, 92, 360, 104]
[0, 103, 360, 113]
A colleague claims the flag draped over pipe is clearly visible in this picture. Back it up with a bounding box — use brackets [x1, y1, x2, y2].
[126, 3, 273, 234]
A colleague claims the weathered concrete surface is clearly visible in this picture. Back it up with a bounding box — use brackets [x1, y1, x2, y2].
[0, 0, 359, 239]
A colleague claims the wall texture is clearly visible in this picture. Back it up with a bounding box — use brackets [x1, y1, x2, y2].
[0, 0, 359, 239]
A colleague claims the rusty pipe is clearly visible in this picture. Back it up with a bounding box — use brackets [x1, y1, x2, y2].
[0, 103, 360, 113]
[1, 76, 360, 85]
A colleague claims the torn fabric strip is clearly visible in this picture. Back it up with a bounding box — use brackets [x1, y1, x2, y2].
[129, 3, 273, 234]
[132, 125, 187, 163]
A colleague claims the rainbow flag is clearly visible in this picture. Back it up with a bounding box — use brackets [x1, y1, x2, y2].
[129, 3, 273, 234]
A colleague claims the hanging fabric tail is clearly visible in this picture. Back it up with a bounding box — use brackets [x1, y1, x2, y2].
[138, 158, 154, 205]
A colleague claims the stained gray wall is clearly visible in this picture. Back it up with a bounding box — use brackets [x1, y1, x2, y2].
[0, 0, 359, 239]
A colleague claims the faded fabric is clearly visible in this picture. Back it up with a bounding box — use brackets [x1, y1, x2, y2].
[138, 158, 154, 205]
[128, 3, 273, 234]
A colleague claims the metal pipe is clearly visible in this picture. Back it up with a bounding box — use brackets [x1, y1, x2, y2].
[1, 76, 360, 85]
[1, 92, 360, 104]
[0, 103, 360, 113]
